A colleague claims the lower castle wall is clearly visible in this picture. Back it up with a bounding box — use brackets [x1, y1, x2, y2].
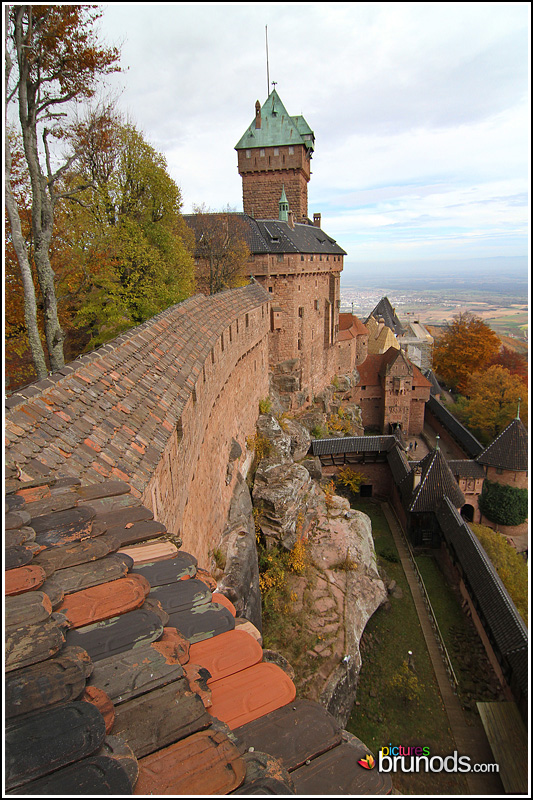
[142, 303, 269, 567]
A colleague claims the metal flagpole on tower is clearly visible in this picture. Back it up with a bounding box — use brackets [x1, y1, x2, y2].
[265, 26, 270, 96]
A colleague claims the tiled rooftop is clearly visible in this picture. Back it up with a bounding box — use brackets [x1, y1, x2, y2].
[408, 448, 465, 513]
[426, 396, 484, 458]
[5, 475, 391, 795]
[476, 417, 529, 472]
[184, 213, 347, 257]
[5, 285, 270, 494]
[436, 499, 528, 697]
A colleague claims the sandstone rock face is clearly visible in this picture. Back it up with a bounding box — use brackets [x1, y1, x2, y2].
[297, 410, 328, 436]
[252, 459, 315, 550]
[281, 418, 312, 462]
[283, 489, 387, 728]
[301, 457, 322, 481]
[255, 415, 292, 462]
[311, 505, 387, 726]
[216, 475, 262, 631]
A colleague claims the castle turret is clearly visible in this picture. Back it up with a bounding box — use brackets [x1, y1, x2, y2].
[278, 185, 289, 222]
[235, 89, 314, 221]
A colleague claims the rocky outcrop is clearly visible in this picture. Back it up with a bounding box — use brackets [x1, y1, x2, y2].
[256, 415, 291, 462]
[252, 459, 318, 550]
[310, 496, 387, 726]
[215, 474, 262, 631]
[246, 412, 387, 727]
[281, 418, 312, 462]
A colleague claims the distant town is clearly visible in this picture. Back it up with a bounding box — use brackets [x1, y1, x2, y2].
[340, 284, 528, 343]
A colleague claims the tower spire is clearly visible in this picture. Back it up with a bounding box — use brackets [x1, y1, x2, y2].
[278, 185, 289, 222]
[265, 26, 270, 98]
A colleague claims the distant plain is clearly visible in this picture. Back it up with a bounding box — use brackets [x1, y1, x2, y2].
[340, 258, 528, 346]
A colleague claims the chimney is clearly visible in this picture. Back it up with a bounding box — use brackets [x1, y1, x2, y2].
[288, 210, 295, 229]
[255, 100, 261, 129]
[313, 212, 321, 228]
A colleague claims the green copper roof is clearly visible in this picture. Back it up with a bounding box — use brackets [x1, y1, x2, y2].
[279, 185, 289, 221]
[235, 89, 315, 151]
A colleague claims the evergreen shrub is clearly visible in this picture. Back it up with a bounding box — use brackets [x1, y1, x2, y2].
[478, 479, 528, 526]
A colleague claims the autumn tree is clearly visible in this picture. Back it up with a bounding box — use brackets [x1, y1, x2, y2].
[489, 346, 528, 385]
[433, 313, 500, 394]
[68, 122, 195, 347]
[5, 5, 120, 375]
[454, 365, 527, 443]
[188, 206, 251, 295]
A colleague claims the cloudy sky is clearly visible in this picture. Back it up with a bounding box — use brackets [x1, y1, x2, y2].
[98, 3, 529, 275]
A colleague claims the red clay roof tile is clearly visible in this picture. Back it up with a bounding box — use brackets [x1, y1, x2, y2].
[57, 574, 150, 628]
[5, 564, 46, 596]
[207, 662, 296, 729]
[188, 629, 263, 683]
[133, 729, 246, 795]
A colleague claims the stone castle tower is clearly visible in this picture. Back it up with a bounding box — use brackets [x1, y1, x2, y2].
[235, 90, 315, 222]
[232, 89, 356, 406]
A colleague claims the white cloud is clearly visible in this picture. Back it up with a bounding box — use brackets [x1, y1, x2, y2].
[94, 3, 530, 262]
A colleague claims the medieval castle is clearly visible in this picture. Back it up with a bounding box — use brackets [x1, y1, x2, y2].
[4, 88, 527, 792]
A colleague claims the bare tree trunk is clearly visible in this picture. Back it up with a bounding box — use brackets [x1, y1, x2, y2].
[14, 6, 65, 372]
[4, 6, 48, 379]
[4, 157, 48, 379]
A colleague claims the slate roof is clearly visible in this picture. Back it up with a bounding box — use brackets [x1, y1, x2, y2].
[235, 89, 315, 152]
[365, 297, 405, 337]
[184, 213, 347, 257]
[476, 417, 529, 472]
[408, 447, 465, 513]
[386, 444, 412, 486]
[426, 396, 484, 458]
[5, 285, 270, 493]
[311, 435, 398, 458]
[423, 368, 444, 396]
[436, 498, 528, 697]
[448, 460, 486, 479]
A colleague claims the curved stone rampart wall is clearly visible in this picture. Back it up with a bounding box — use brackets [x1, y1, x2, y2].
[5, 284, 270, 565]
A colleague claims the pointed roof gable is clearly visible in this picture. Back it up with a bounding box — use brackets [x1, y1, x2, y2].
[379, 347, 413, 378]
[235, 90, 314, 152]
[365, 297, 405, 337]
[367, 324, 399, 355]
[476, 418, 529, 471]
[409, 447, 465, 513]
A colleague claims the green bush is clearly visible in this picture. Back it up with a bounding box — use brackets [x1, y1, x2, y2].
[377, 546, 400, 564]
[478, 479, 528, 526]
[259, 397, 273, 414]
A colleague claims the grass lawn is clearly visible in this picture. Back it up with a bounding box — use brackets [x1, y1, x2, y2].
[346, 500, 469, 795]
[415, 553, 505, 720]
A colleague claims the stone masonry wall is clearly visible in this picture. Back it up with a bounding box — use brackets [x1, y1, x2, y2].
[238, 144, 311, 220]
[5, 284, 271, 567]
[254, 259, 343, 401]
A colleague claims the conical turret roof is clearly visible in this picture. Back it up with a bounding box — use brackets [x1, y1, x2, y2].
[409, 445, 465, 513]
[476, 417, 528, 471]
